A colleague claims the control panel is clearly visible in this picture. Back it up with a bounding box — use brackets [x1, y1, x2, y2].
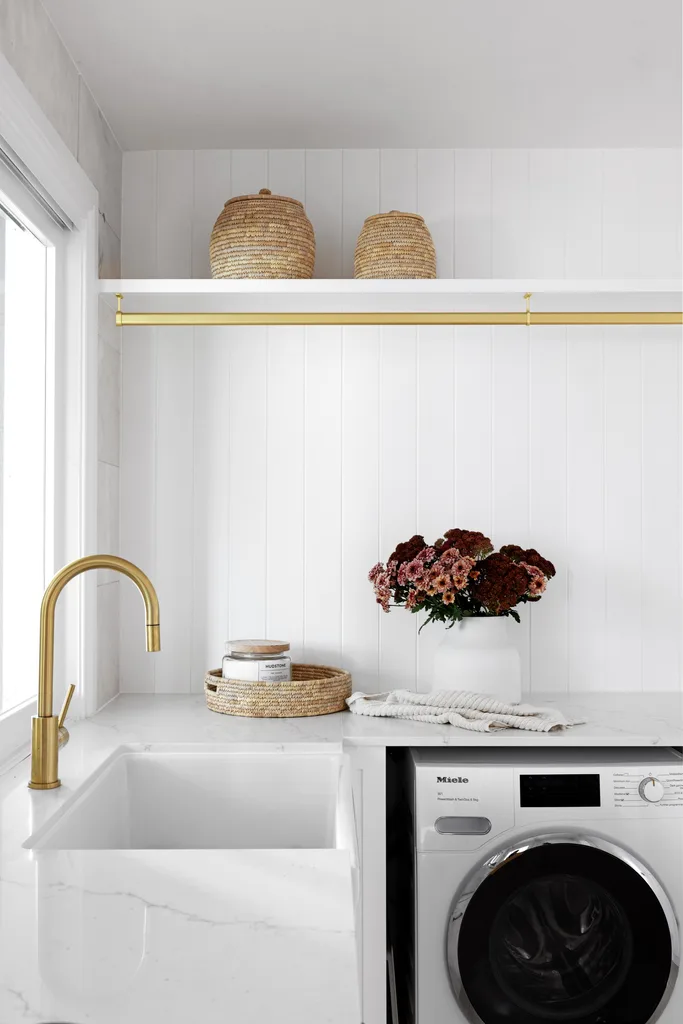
[412, 754, 683, 852]
[613, 769, 683, 807]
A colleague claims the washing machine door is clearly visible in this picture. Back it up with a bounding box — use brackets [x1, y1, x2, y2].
[447, 833, 678, 1024]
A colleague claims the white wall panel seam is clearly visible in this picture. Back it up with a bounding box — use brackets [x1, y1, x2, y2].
[152, 327, 159, 690]
[265, 327, 270, 637]
[302, 327, 308, 652]
[377, 328, 382, 685]
[190, 329, 196, 688]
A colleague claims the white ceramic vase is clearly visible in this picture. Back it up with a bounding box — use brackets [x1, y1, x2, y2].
[431, 616, 522, 703]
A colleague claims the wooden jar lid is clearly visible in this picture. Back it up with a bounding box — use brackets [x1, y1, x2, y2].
[226, 639, 290, 656]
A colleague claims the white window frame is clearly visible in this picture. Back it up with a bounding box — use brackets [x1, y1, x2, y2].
[0, 52, 99, 766]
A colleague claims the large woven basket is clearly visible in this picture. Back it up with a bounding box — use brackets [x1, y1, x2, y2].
[354, 210, 436, 279]
[205, 664, 352, 718]
[210, 188, 315, 279]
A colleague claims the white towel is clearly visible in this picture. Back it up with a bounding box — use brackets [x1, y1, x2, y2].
[346, 689, 584, 733]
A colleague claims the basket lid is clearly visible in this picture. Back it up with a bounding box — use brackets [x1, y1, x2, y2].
[225, 639, 290, 656]
[363, 209, 425, 224]
[224, 188, 304, 210]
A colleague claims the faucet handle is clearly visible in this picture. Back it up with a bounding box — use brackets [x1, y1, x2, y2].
[58, 683, 75, 728]
[57, 683, 76, 748]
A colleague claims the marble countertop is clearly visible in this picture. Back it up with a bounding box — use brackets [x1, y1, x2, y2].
[78, 689, 683, 749]
[342, 690, 683, 746]
[0, 688, 680, 1022]
[0, 704, 358, 1024]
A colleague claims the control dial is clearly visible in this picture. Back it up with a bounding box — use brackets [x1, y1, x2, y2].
[638, 777, 665, 803]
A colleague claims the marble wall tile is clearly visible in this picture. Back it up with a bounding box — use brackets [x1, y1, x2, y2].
[98, 328, 120, 467]
[0, 0, 79, 155]
[97, 460, 120, 584]
[98, 296, 121, 353]
[97, 460, 120, 551]
[78, 78, 122, 238]
[98, 216, 122, 278]
[96, 581, 120, 709]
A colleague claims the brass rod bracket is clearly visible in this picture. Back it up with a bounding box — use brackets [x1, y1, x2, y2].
[115, 292, 124, 327]
[524, 292, 533, 327]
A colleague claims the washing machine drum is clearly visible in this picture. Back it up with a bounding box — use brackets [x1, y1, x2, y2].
[447, 839, 677, 1024]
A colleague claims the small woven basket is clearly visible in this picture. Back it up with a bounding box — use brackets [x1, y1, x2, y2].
[205, 664, 352, 718]
[210, 188, 315, 279]
[354, 210, 436, 279]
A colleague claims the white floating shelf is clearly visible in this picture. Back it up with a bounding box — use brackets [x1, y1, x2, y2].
[100, 279, 682, 316]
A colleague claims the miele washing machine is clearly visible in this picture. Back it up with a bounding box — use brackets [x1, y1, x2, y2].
[397, 747, 683, 1024]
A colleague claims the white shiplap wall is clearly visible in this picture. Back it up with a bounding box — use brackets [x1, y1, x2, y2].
[122, 148, 682, 280]
[118, 148, 682, 694]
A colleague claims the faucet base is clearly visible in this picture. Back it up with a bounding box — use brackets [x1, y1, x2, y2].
[29, 715, 60, 790]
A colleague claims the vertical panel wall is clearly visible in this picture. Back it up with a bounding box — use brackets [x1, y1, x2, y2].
[117, 148, 682, 694]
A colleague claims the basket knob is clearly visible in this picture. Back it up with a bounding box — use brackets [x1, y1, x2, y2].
[259, 188, 272, 195]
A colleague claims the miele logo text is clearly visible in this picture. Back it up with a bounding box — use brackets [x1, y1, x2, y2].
[437, 776, 469, 784]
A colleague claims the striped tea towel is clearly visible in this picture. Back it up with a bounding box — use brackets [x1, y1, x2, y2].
[346, 689, 584, 733]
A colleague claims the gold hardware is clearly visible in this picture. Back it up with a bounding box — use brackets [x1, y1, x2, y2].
[112, 293, 682, 329]
[57, 683, 75, 729]
[55, 683, 76, 751]
[29, 555, 161, 790]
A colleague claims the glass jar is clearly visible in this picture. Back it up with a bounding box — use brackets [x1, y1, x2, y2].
[222, 640, 291, 682]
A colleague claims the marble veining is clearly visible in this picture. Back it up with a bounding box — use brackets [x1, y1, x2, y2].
[0, 850, 357, 1024]
[0, 702, 355, 1024]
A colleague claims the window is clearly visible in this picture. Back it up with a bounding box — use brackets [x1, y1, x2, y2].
[0, 165, 64, 721]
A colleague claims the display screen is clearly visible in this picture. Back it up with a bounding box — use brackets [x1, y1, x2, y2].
[520, 773, 601, 807]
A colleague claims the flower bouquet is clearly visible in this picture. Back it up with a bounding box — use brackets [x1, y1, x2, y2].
[369, 528, 555, 628]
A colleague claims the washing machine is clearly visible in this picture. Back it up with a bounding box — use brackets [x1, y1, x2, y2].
[404, 747, 683, 1024]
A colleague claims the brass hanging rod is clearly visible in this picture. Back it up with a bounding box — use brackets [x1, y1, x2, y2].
[114, 293, 682, 328]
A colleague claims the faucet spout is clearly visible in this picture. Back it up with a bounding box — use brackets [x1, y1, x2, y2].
[30, 555, 160, 789]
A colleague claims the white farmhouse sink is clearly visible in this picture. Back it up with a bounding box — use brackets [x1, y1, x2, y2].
[25, 747, 355, 852]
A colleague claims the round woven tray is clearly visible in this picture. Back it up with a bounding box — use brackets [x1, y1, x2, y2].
[354, 210, 436, 279]
[205, 664, 352, 718]
[210, 188, 315, 279]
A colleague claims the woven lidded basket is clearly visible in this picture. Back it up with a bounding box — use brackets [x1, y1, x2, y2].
[205, 664, 352, 718]
[210, 188, 315, 279]
[354, 210, 436, 279]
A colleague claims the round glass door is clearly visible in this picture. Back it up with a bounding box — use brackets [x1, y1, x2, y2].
[447, 838, 677, 1024]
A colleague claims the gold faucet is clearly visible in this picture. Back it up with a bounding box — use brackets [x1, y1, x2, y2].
[29, 555, 161, 790]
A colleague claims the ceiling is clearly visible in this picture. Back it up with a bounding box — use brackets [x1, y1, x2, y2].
[43, 0, 682, 150]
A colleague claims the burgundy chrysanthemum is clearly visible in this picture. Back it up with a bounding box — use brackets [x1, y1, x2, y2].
[440, 529, 494, 558]
[389, 534, 426, 567]
[469, 552, 530, 614]
[500, 544, 556, 578]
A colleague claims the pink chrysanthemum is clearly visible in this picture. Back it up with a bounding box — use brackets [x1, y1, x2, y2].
[368, 563, 384, 583]
[405, 558, 425, 583]
[438, 550, 458, 570]
[442, 590, 456, 605]
[520, 562, 547, 597]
